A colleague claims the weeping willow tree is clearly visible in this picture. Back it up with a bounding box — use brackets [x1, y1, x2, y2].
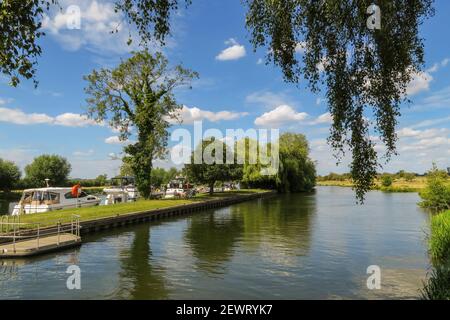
[0, 0, 434, 200]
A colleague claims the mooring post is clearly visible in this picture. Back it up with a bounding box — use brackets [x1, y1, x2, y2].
[37, 224, 40, 249]
[57, 221, 60, 245]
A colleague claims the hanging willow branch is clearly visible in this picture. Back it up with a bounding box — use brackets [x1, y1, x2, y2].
[244, 0, 434, 201]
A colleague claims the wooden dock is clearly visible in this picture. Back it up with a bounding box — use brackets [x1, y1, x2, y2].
[0, 215, 81, 258]
[0, 234, 81, 258]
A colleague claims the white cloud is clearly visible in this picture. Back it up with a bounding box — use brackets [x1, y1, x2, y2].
[216, 38, 246, 61]
[257, 58, 264, 65]
[73, 149, 95, 157]
[254, 105, 308, 127]
[295, 42, 307, 54]
[309, 112, 333, 125]
[246, 91, 292, 109]
[104, 136, 127, 145]
[0, 107, 99, 127]
[54, 113, 99, 127]
[41, 0, 139, 55]
[406, 70, 433, 96]
[0, 107, 54, 125]
[171, 105, 249, 125]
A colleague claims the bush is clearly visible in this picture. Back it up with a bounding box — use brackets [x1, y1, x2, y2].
[419, 165, 450, 212]
[381, 175, 393, 187]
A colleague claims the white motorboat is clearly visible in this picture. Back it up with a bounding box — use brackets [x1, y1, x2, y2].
[11, 187, 101, 215]
[164, 177, 195, 199]
[103, 176, 140, 205]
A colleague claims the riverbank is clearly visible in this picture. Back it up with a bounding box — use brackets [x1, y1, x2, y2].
[317, 178, 433, 192]
[8, 190, 274, 234]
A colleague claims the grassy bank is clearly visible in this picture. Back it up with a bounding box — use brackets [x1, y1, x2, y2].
[317, 177, 434, 193]
[11, 189, 269, 228]
[421, 210, 450, 300]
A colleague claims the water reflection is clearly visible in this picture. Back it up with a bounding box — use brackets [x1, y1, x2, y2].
[117, 225, 169, 299]
[185, 210, 244, 274]
[0, 187, 431, 299]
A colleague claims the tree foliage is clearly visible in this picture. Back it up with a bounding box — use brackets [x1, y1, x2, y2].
[245, 0, 434, 201]
[277, 133, 316, 193]
[241, 133, 316, 193]
[184, 138, 243, 195]
[24, 154, 71, 187]
[0, 158, 21, 191]
[85, 50, 197, 198]
[0, 0, 58, 87]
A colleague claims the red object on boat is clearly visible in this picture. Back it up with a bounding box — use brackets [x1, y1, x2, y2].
[71, 184, 81, 197]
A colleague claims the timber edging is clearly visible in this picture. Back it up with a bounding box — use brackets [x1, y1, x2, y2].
[77, 191, 277, 235]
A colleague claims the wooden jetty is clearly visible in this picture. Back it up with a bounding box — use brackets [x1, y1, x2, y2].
[0, 215, 81, 258]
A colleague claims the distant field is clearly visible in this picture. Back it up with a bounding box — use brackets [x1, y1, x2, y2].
[316, 177, 439, 192]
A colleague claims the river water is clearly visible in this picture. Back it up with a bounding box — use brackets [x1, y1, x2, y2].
[0, 187, 431, 299]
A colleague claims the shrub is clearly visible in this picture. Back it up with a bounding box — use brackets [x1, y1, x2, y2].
[381, 175, 393, 187]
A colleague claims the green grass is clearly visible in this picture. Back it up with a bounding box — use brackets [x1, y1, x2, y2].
[10, 189, 270, 229]
[421, 265, 450, 300]
[429, 210, 450, 263]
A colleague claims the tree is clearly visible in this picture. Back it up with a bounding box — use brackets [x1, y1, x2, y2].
[276, 133, 316, 193]
[25, 154, 71, 187]
[185, 138, 243, 195]
[85, 51, 197, 198]
[95, 174, 108, 186]
[0, 158, 21, 192]
[2, 1, 434, 201]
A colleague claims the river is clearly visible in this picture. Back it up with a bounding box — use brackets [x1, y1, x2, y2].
[0, 187, 431, 299]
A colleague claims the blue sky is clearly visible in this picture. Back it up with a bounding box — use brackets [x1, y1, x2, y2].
[0, 0, 449, 178]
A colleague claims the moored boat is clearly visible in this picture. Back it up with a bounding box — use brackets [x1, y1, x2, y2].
[11, 187, 101, 215]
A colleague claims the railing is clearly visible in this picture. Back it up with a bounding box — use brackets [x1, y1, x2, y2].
[0, 215, 80, 254]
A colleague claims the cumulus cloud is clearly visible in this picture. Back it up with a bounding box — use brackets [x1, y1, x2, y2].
[170, 105, 248, 125]
[254, 105, 308, 127]
[406, 70, 433, 96]
[104, 136, 128, 145]
[0, 107, 99, 127]
[309, 112, 333, 125]
[41, 0, 139, 54]
[246, 91, 293, 109]
[216, 38, 246, 61]
[0, 107, 54, 125]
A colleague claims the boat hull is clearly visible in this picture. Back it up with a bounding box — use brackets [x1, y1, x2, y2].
[11, 199, 101, 215]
